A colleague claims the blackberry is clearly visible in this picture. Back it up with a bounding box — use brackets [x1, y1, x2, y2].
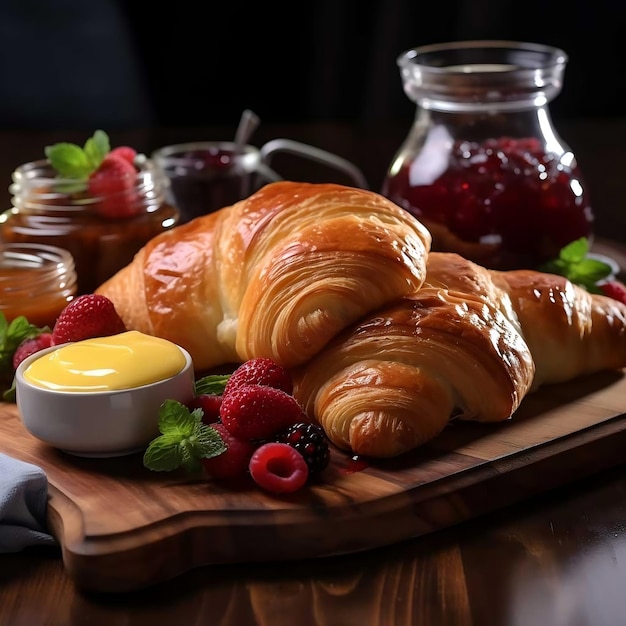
[277, 422, 330, 476]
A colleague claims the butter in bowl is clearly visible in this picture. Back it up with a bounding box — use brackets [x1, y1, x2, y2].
[14, 330, 195, 457]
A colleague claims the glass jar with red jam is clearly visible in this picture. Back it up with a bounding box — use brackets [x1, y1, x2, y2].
[0, 156, 179, 295]
[382, 40, 593, 270]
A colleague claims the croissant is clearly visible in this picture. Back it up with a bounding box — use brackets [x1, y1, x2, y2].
[291, 252, 626, 458]
[426, 253, 626, 389]
[95, 181, 432, 371]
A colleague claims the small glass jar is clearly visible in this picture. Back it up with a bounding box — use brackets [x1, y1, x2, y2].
[0, 157, 179, 295]
[382, 40, 593, 270]
[0, 243, 77, 328]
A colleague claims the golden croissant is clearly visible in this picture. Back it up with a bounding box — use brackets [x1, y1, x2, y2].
[95, 181, 432, 371]
[291, 252, 626, 458]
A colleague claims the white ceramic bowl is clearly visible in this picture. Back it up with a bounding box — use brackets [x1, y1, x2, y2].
[15, 342, 195, 458]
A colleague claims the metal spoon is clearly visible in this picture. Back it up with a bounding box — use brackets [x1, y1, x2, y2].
[233, 109, 260, 151]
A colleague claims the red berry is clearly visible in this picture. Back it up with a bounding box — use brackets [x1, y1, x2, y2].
[12, 332, 54, 369]
[600, 280, 626, 305]
[108, 146, 137, 165]
[248, 442, 309, 493]
[224, 357, 293, 397]
[201, 423, 256, 480]
[88, 154, 139, 219]
[186, 394, 222, 424]
[52, 294, 127, 345]
[220, 384, 306, 441]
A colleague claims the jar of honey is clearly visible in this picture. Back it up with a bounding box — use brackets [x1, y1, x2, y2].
[0, 157, 179, 295]
[382, 40, 593, 270]
[0, 242, 77, 328]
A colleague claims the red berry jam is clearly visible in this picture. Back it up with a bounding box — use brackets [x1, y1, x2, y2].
[383, 136, 594, 270]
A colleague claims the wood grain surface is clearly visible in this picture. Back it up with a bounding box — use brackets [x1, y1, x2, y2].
[1, 367, 625, 594]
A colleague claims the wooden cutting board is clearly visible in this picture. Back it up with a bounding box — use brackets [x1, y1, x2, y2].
[1, 369, 626, 594]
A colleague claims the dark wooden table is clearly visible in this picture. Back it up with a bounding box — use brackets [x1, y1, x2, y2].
[1, 121, 626, 626]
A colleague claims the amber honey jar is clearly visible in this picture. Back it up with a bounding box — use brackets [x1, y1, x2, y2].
[0, 243, 77, 328]
[0, 157, 179, 295]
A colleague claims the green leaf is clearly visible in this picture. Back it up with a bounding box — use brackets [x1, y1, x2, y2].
[83, 130, 110, 171]
[142, 400, 226, 473]
[567, 258, 613, 284]
[194, 374, 231, 396]
[44, 130, 111, 179]
[0, 313, 49, 398]
[559, 237, 589, 263]
[537, 237, 613, 291]
[193, 423, 226, 459]
[143, 433, 185, 471]
[157, 399, 199, 437]
[2, 378, 16, 402]
[44, 142, 93, 179]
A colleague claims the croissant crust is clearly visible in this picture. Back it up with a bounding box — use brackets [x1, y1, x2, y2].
[96, 181, 432, 371]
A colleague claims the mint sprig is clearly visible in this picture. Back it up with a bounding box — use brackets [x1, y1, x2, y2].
[194, 374, 230, 396]
[538, 237, 613, 294]
[0, 312, 49, 401]
[44, 129, 110, 180]
[143, 399, 226, 473]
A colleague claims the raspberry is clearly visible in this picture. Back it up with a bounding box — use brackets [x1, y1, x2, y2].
[108, 146, 137, 165]
[277, 422, 330, 476]
[223, 357, 293, 397]
[52, 294, 127, 345]
[220, 384, 306, 441]
[186, 393, 222, 424]
[248, 442, 309, 493]
[12, 332, 54, 369]
[88, 153, 139, 219]
[600, 280, 626, 305]
[201, 423, 256, 480]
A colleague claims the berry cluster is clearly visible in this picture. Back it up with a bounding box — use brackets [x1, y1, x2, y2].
[46, 130, 142, 219]
[11, 294, 127, 371]
[188, 358, 331, 494]
[87, 145, 141, 219]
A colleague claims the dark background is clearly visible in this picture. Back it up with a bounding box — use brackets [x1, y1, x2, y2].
[0, 0, 623, 131]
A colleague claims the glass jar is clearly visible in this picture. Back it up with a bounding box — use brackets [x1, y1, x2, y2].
[382, 40, 593, 270]
[0, 242, 77, 328]
[0, 158, 179, 295]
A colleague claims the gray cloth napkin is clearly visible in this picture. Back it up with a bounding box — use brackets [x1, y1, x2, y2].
[0, 453, 57, 552]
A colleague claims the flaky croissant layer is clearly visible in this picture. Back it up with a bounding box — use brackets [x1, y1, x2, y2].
[292, 253, 626, 458]
[96, 181, 432, 371]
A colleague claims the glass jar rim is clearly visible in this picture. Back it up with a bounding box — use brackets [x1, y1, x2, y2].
[0, 242, 75, 269]
[9, 157, 166, 208]
[0, 242, 76, 289]
[398, 40, 568, 72]
[151, 141, 261, 173]
[397, 40, 568, 112]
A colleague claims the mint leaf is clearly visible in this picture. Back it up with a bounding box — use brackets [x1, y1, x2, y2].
[45, 130, 111, 180]
[538, 237, 613, 292]
[143, 400, 226, 473]
[2, 379, 16, 402]
[559, 237, 589, 263]
[143, 433, 185, 471]
[0, 313, 49, 397]
[157, 398, 199, 437]
[194, 374, 230, 396]
[45, 142, 93, 179]
[83, 130, 110, 171]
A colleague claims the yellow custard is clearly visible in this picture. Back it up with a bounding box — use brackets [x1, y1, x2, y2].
[23, 330, 188, 392]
